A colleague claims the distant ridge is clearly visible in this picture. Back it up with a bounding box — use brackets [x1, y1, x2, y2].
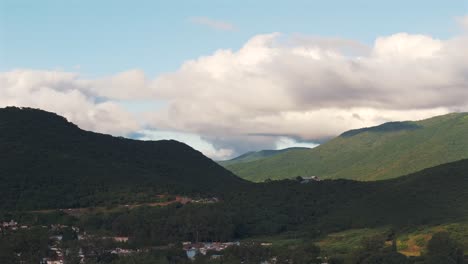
[340, 121, 421, 137]
[218, 147, 310, 166]
[0, 107, 247, 210]
[222, 112, 468, 182]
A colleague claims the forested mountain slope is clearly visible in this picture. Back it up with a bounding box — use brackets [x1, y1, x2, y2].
[0, 107, 246, 210]
[218, 147, 309, 166]
[223, 113, 468, 182]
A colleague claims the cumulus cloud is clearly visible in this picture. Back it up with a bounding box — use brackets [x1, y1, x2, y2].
[190, 17, 237, 31]
[145, 32, 468, 141]
[137, 130, 234, 160]
[0, 70, 139, 135]
[2, 21, 468, 158]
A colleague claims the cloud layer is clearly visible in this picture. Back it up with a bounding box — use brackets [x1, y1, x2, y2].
[2, 21, 468, 158]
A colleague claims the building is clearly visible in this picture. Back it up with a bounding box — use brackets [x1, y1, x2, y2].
[183, 241, 240, 260]
[301, 176, 321, 183]
[2, 220, 18, 228]
[113, 237, 129, 242]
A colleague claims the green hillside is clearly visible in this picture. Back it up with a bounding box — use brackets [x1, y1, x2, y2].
[9, 156, 468, 253]
[3, 107, 468, 238]
[0, 107, 247, 210]
[3, 108, 468, 262]
[224, 112, 468, 182]
[218, 147, 309, 166]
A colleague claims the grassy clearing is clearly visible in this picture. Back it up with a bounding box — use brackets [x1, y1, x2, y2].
[316, 221, 468, 257]
[317, 227, 389, 256]
[397, 221, 468, 256]
[241, 232, 304, 247]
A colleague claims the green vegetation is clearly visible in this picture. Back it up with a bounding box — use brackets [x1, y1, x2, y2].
[223, 112, 468, 182]
[0, 107, 246, 210]
[218, 147, 309, 166]
[318, 228, 390, 257]
[318, 222, 468, 258]
[0, 227, 49, 263]
[425, 232, 465, 264]
[6, 156, 468, 249]
[2, 108, 468, 263]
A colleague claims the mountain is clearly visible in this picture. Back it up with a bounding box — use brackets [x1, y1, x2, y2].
[5, 157, 468, 261]
[319, 157, 468, 228]
[0, 107, 246, 210]
[218, 147, 309, 166]
[3, 107, 468, 260]
[222, 112, 468, 182]
[61, 157, 468, 247]
[230, 158, 468, 234]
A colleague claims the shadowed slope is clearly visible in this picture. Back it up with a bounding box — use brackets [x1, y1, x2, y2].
[0, 107, 247, 210]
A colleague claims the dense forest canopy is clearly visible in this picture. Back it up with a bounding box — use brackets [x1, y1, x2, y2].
[0, 107, 246, 210]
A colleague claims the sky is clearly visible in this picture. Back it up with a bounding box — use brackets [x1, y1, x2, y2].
[1, 0, 468, 159]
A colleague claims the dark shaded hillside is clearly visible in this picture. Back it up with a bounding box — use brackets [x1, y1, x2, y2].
[224, 112, 468, 182]
[221, 158, 468, 239]
[319, 159, 468, 229]
[0, 107, 246, 210]
[17, 158, 467, 247]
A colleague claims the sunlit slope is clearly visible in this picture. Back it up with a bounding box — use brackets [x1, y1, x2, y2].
[218, 147, 309, 166]
[224, 113, 468, 182]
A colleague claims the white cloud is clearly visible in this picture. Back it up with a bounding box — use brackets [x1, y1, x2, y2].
[144, 32, 468, 143]
[2, 19, 468, 158]
[0, 70, 139, 135]
[373, 33, 442, 59]
[190, 17, 237, 31]
[137, 130, 234, 160]
[275, 137, 319, 150]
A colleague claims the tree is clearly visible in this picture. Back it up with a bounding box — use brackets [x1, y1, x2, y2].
[347, 234, 410, 264]
[275, 243, 320, 264]
[64, 246, 81, 264]
[361, 252, 409, 264]
[62, 227, 78, 242]
[425, 232, 464, 264]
